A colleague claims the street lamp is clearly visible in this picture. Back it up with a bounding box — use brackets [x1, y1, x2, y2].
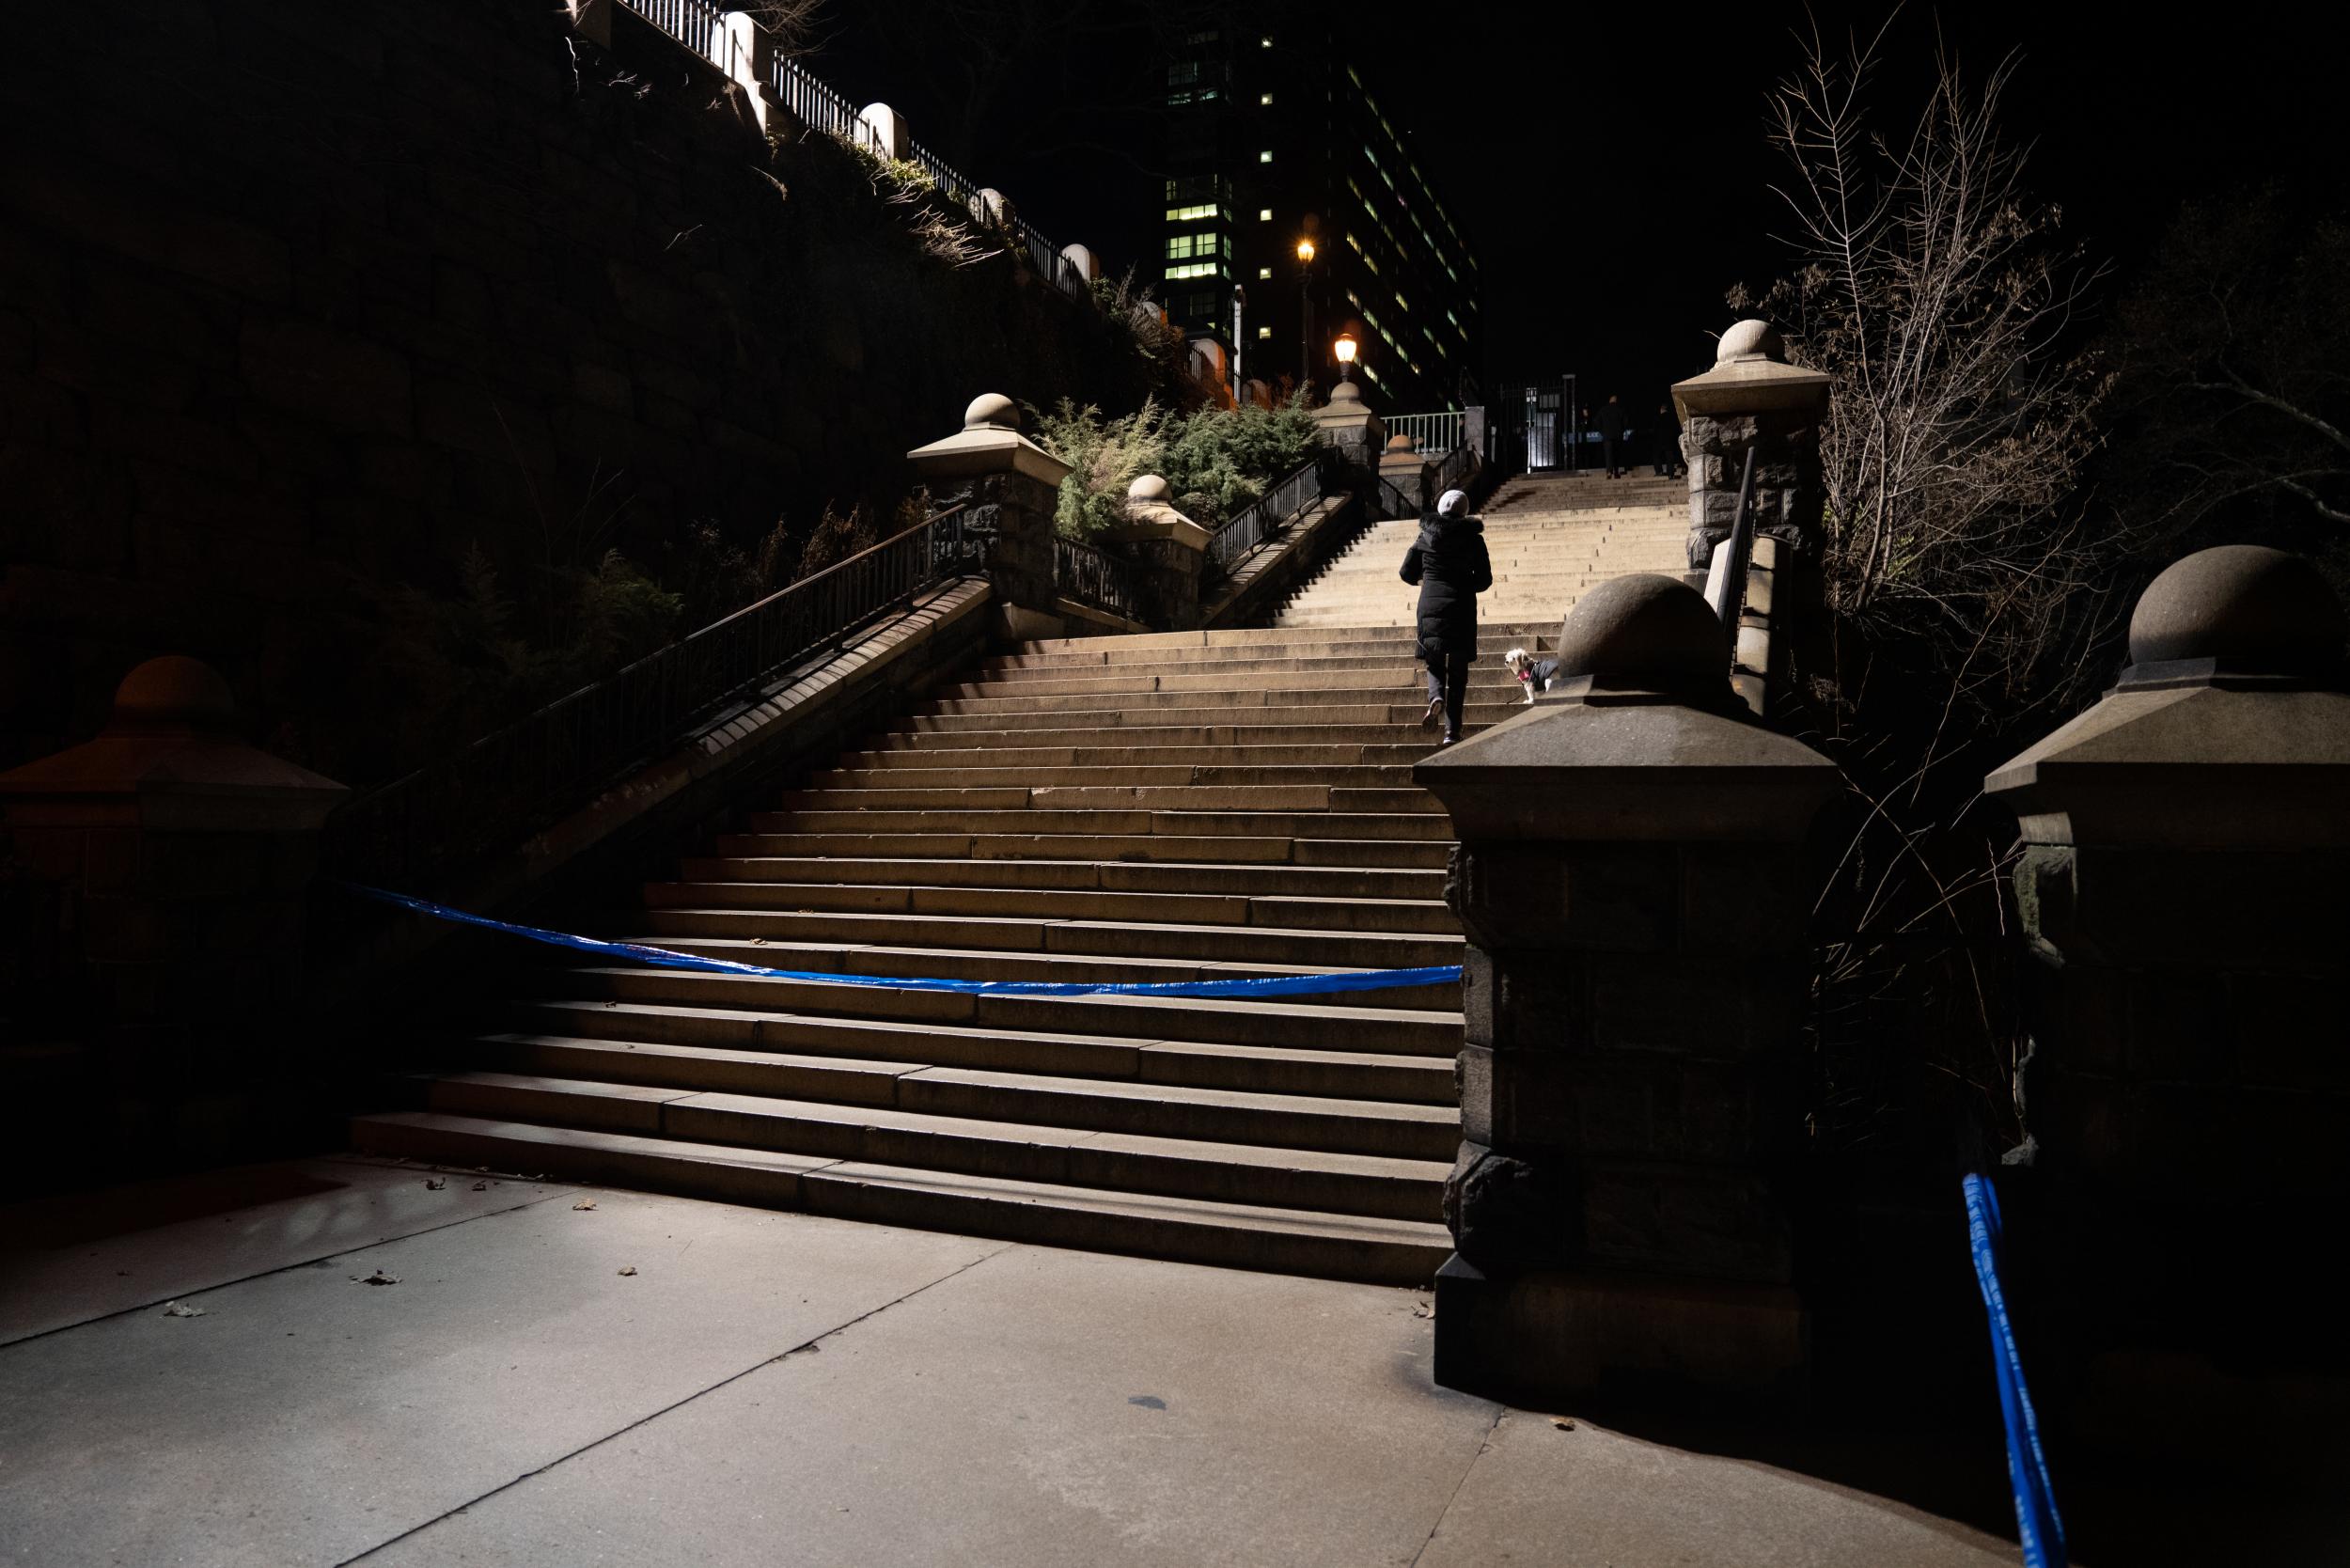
[1333, 331, 1358, 383]
[1294, 238, 1316, 393]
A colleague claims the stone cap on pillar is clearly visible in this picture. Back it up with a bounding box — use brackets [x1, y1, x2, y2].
[1415, 575, 1838, 841]
[1110, 475, 1211, 551]
[0, 656, 348, 834]
[906, 393, 1073, 487]
[1672, 319, 1832, 421]
[1311, 378, 1385, 447]
[1986, 546, 2350, 850]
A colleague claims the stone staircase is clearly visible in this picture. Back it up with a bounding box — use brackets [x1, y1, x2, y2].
[1275, 470, 1690, 629]
[354, 623, 1568, 1286]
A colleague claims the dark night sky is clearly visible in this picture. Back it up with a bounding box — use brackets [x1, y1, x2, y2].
[807, 3, 2339, 409]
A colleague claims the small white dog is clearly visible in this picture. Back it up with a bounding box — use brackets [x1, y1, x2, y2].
[1502, 648, 1560, 704]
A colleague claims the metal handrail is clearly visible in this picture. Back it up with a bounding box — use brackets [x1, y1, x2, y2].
[1053, 536, 1146, 622]
[1432, 440, 1475, 497]
[1707, 447, 1761, 628]
[327, 507, 978, 888]
[1205, 454, 1327, 574]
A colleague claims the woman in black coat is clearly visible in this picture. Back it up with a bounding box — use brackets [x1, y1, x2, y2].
[1399, 488, 1493, 745]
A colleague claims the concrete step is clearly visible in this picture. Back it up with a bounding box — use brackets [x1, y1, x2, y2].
[418, 1062, 1454, 1163]
[674, 855, 1446, 901]
[512, 995, 1460, 1068]
[349, 1112, 1450, 1285]
[551, 968, 1463, 1054]
[708, 832, 1456, 870]
[582, 935, 1460, 1011]
[481, 1011, 1452, 1102]
[627, 906, 1463, 968]
[744, 808, 1454, 842]
[766, 783, 1447, 815]
[642, 878, 1455, 933]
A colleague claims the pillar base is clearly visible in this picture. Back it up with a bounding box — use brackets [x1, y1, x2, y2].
[995, 604, 1065, 643]
[1433, 1254, 1808, 1409]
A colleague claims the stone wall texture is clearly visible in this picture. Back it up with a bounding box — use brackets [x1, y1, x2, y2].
[0, 0, 1157, 782]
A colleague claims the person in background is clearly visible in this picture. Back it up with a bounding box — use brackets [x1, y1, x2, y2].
[1600, 393, 1627, 478]
[1399, 487, 1492, 745]
[1653, 399, 1681, 478]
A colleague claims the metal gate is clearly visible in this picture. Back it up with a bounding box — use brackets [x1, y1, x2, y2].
[1483, 375, 1577, 476]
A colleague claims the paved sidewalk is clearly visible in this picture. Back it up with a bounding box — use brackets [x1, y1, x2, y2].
[1, 1156, 2016, 1567]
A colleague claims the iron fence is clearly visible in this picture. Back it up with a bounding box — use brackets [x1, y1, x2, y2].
[1206, 455, 1326, 574]
[611, 2, 1091, 303]
[1053, 536, 1147, 623]
[328, 508, 977, 890]
[618, 0, 725, 64]
[1433, 441, 1475, 498]
[1386, 411, 1465, 453]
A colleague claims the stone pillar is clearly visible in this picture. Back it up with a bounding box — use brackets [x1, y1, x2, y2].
[1310, 377, 1386, 473]
[565, 0, 613, 47]
[1108, 477, 1211, 630]
[1463, 406, 1488, 467]
[857, 102, 908, 161]
[1671, 320, 1830, 574]
[1983, 546, 2350, 1407]
[1060, 243, 1103, 286]
[907, 393, 1074, 643]
[1379, 433, 1434, 516]
[720, 13, 787, 134]
[1415, 575, 1839, 1406]
[0, 658, 347, 1165]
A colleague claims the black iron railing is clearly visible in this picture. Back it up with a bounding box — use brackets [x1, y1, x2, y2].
[1706, 447, 1761, 628]
[1053, 536, 1146, 623]
[328, 508, 977, 889]
[1205, 455, 1327, 574]
[612, 0, 1089, 296]
[622, 0, 725, 62]
[1433, 441, 1475, 498]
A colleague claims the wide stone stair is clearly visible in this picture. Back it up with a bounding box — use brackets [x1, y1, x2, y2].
[1276, 469, 1689, 629]
[352, 623, 1567, 1285]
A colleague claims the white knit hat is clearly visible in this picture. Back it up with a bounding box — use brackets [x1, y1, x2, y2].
[1437, 489, 1469, 518]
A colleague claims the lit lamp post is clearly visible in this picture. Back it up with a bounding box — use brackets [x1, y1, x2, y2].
[1333, 330, 1358, 384]
[1295, 237, 1316, 394]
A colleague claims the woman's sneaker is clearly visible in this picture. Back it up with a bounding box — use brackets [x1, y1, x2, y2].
[1421, 697, 1443, 729]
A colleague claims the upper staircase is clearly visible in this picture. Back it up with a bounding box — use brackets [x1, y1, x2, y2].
[1276, 470, 1689, 629]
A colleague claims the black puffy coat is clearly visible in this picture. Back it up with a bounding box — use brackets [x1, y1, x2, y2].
[1398, 512, 1493, 663]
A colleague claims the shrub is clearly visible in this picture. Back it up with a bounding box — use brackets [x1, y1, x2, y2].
[1160, 396, 1320, 527]
[1033, 397, 1171, 538]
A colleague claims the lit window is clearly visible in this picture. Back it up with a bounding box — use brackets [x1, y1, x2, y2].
[1257, 325, 1272, 339]
[1259, 149, 1273, 164]
[1166, 203, 1217, 222]
[1260, 92, 1273, 105]
[1261, 34, 1273, 47]
[1166, 261, 1224, 281]
[1257, 267, 1272, 280]
[1258, 208, 1272, 222]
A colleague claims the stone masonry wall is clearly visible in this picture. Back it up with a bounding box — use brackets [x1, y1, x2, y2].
[0, 0, 1156, 783]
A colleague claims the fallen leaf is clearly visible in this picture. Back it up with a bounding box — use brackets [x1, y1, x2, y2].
[161, 1300, 206, 1318]
[471, 1181, 489, 1192]
[573, 1200, 598, 1211]
[1411, 1299, 1434, 1319]
[356, 1269, 400, 1287]
[424, 1178, 446, 1191]
[617, 1265, 638, 1277]
[1550, 1417, 1576, 1432]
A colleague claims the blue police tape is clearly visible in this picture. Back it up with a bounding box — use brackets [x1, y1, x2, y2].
[1963, 1173, 2067, 1568]
[343, 884, 1463, 999]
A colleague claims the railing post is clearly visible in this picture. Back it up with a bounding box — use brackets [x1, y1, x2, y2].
[907, 394, 1073, 642]
[1983, 546, 2350, 1444]
[1414, 575, 1839, 1408]
[1104, 477, 1210, 630]
[720, 12, 787, 134]
[1379, 433, 1434, 516]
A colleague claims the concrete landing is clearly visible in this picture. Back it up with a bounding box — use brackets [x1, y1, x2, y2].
[0, 1155, 2030, 1567]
